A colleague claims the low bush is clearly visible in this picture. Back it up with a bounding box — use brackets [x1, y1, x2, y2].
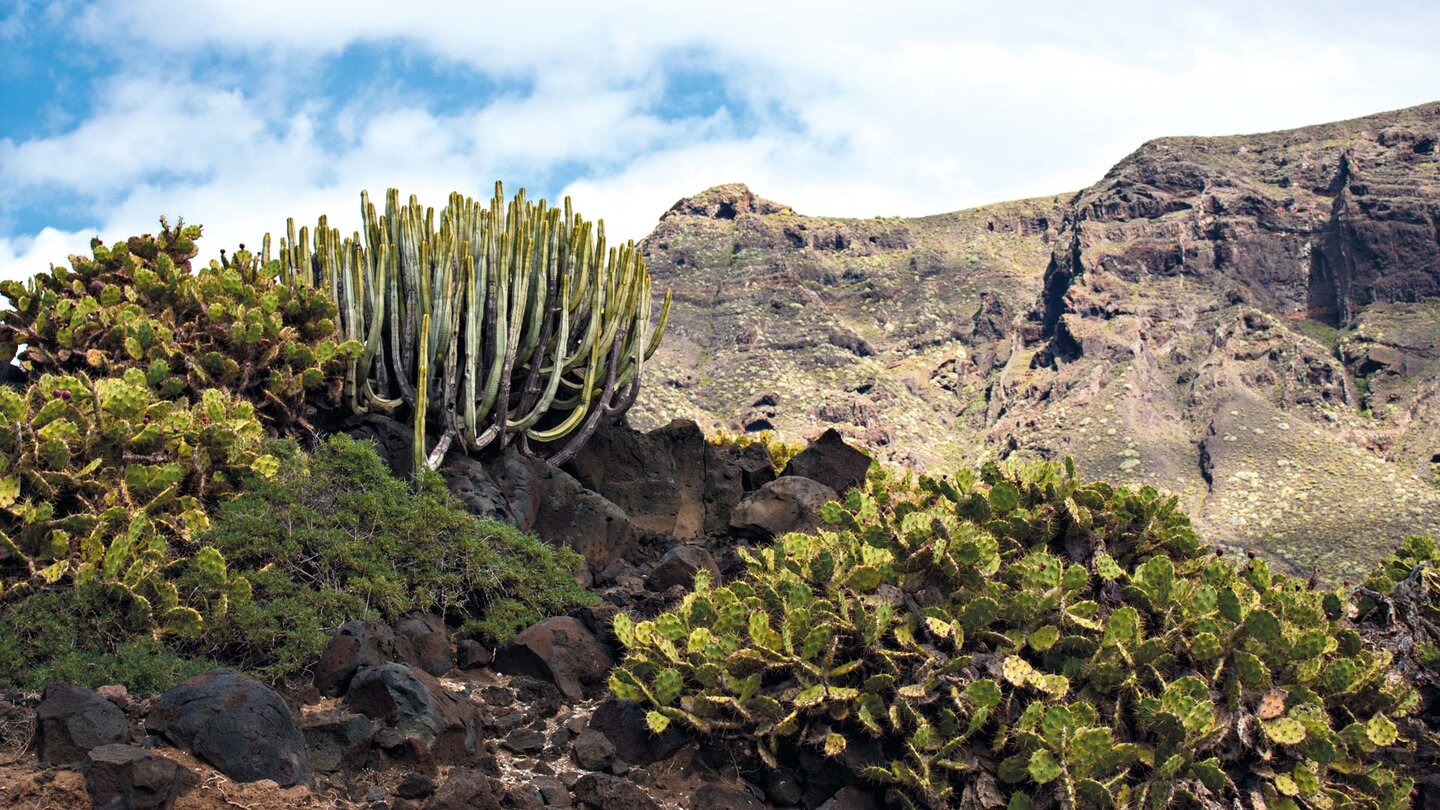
[709, 427, 804, 474]
[192, 434, 595, 681]
[610, 460, 1419, 809]
[0, 587, 214, 692]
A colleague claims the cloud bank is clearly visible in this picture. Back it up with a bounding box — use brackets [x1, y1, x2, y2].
[2, 0, 1437, 279]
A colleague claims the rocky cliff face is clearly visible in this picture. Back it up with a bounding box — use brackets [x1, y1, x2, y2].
[633, 103, 1440, 576]
[633, 182, 1063, 465]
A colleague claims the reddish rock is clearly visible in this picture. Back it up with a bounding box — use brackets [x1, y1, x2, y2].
[314, 619, 418, 697]
[645, 544, 721, 591]
[492, 617, 614, 701]
[85, 744, 197, 810]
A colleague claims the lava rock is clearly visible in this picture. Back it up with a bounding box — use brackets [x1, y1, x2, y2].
[570, 729, 615, 771]
[765, 771, 804, 806]
[314, 619, 418, 697]
[35, 684, 129, 766]
[645, 544, 721, 591]
[731, 442, 777, 491]
[568, 420, 699, 538]
[440, 452, 514, 522]
[780, 428, 872, 496]
[531, 774, 570, 807]
[492, 617, 614, 701]
[488, 447, 636, 571]
[503, 726, 547, 754]
[396, 613, 454, 677]
[147, 669, 309, 787]
[397, 772, 438, 800]
[693, 784, 766, 810]
[587, 699, 689, 766]
[344, 663, 479, 764]
[572, 773, 662, 810]
[456, 640, 493, 670]
[85, 744, 197, 810]
[425, 767, 542, 810]
[816, 786, 882, 810]
[301, 710, 374, 773]
[728, 476, 838, 538]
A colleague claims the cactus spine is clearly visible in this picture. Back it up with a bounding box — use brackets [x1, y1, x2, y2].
[278, 183, 670, 468]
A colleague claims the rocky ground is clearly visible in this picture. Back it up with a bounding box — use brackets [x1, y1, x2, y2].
[0, 419, 881, 810]
[633, 102, 1440, 578]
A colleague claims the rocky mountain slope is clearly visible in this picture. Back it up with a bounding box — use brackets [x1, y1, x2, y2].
[632, 102, 1440, 576]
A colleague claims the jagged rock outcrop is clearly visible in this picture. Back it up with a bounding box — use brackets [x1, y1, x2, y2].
[638, 102, 1440, 576]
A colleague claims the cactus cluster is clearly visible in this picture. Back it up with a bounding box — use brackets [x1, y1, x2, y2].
[276, 183, 670, 469]
[0, 370, 273, 633]
[1355, 535, 1440, 691]
[0, 219, 362, 431]
[611, 460, 1420, 809]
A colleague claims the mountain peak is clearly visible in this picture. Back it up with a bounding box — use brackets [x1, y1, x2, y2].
[662, 183, 792, 221]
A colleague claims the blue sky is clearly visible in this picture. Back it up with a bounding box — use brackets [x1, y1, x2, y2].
[2, 0, 1438, 279]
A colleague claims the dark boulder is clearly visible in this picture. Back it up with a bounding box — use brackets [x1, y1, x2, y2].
[397, 772, 439, 800]
[780, 428, 872, 496]
[570, 728, 615, 771]
[343, 662, 479, 764]
[693, 784, 766, 810]
[569, 420, 754, 540]
[85, 744, 197, 810]
[396, 612, 455, 677]
[457, 639, 493, 669]
[645, 544, 721, 591]
[816, 786, 882, 810]
[35, 684, 129, 766]
[440, 452, 515, 522]
[342, 413, 415, 478]
[492, 617, 614, 701]
[300, 711, 374, 773]
[587, 699, 689, 766]
[147, 669, 309, 787]
[728, 476, 837, 538]
[572, 773, 662, 810]
[314, 619, 418, 697]
[488, 447, 636, 571]
[425, 767, 543, 810]
[731, 442, 777, 491]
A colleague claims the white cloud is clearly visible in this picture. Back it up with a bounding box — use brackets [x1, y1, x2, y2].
[0, 227, 97, 282]
[3, 0, 1438, 274]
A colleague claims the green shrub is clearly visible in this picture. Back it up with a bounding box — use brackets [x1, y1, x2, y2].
[0, 587, 214, 692]
[192, 433, 595, 682]
[1358, 535, 1440, 681]
[0, 219, 360, 431]
[0, 370, 270, 633]
[610, 460, 1418, 810]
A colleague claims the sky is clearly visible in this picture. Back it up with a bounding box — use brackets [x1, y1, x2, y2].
[1, 1, 1438, 280]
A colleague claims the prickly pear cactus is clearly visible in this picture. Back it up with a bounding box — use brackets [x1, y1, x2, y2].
[610, 459, 1421, 809]
[0, 219, 361, 430]
[0, 371, 273, 633]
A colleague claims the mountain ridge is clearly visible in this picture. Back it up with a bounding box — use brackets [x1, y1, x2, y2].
[632, 100, 1440, 576]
